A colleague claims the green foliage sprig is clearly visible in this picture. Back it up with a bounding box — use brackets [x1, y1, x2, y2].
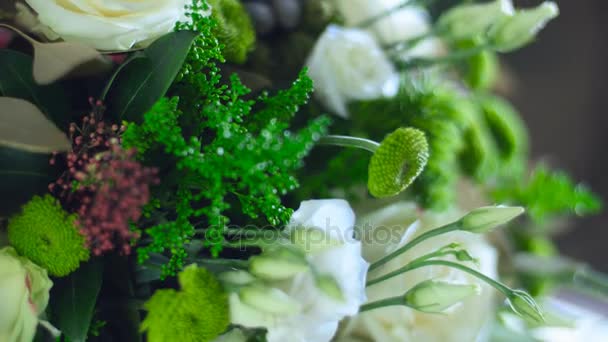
[123, 0, 330, 277]
[493, 166, 602, 224]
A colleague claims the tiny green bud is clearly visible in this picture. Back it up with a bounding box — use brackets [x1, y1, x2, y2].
[507, 289, 545, 323]
[249, 248, 309, 280]
[489, 2, 559, 52]
[437, 0, 514, 40]
[368, 127, 429, 198]
[461, 206, 524, 233]
[315, 274, 345, 302]
[404, 279, 480, 313]
[239, 286, 301, 315]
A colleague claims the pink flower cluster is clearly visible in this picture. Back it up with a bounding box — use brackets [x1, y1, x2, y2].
[50, 100, 158, 255]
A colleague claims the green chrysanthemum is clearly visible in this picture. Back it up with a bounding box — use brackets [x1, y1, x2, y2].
[142, 265, 230, 342]
[208, 0, 256, 63]
[368, 127, 429, 198]
[8, 195, 90, 277]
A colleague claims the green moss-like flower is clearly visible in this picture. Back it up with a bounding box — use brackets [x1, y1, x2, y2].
[8, 195, 90, 277]
[368, 127, 429, 198]
[208, 0, 256, 64]
[142, 265, 230, 342]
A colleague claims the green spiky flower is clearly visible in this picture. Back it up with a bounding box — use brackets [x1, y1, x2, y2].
[142, 265, 230, 342]
[8, 195, 90, 277]
[208, 0, 256, 63]
[368, 127, 429, 198]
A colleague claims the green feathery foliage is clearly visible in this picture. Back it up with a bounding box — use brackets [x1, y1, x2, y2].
[493, 166, 602, 223]
[141, 265, 229, 342]
[8, 195, 90, 277]
[207, 0, 256, 63]
[123, 0, 330, 277]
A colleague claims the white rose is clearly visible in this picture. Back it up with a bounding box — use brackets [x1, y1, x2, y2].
[306, 25, 398, 118]
[337, 202, 498, 342]
[0, 247, 53, 342]
[229, 199, 369, 342]
[22, 0, 189, 50]
[332, 0, 444, 58]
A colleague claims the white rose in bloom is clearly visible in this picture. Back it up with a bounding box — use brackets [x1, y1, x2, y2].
[0, 247, 53, 342]
[338, 202, 498, 342]
[22, 0, 189, 50]
[332, 0, 443, 57]
[306, 25, 398, 118]
[230, 199, 369, 342]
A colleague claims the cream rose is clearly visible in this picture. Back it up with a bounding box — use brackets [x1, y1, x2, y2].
[22, 0, 189, 50]
[337, 202, 498, 342]
[0, 247, 53, 342]
[306, 25, 398, 118]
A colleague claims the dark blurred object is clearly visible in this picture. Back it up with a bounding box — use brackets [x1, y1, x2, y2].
[503, 0, 608, 271]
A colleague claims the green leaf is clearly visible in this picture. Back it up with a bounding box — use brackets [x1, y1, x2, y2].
[0, 49, 70, 129]
[105, 31, 198, 123]
[50, 259, 104, 342]
[0, 97, 71, 153]
[0, 146, 57, 217]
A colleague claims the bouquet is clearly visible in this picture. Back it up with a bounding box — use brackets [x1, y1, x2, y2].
[0, 0, 606, 341]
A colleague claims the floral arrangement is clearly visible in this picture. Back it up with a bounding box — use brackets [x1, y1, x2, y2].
[0, 0, 606, 341]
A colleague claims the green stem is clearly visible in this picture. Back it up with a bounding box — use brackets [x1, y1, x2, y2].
[395, 44, 493, 70]
[318, 135, 380, 153]
[359, 296, 404, 312]
[368, 259, 511, 295]
[369, 221, 461, 272]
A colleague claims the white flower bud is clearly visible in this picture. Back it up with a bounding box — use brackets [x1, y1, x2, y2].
[461, 206, 524, 233]
[507, 289, 545, 323]
[437, 0, 515, 40]
[219, 270, 256, 286]
[239, 286, 302, 315]
[404, 279, 481, 313]
[249, 248, 309, 280]
[488, 2, 559, 52]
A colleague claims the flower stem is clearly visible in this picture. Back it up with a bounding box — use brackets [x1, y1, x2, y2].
[359, 295, 404, 312]
[368, 259, 511, 295]
[318, 135, 380, 153]
[369, 221, 461, 272]
[395, 44, 493, 70]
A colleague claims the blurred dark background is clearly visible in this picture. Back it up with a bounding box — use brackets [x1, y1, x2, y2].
[506, 0, 608, 271]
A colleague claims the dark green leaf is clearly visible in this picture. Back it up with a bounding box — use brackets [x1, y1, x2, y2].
[0, 49, 70, 129]
[105, 31, 198, 123]
[50, 259, 104, 342]
[0, 146, 58, 217]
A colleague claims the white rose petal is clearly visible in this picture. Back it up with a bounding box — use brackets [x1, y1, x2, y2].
[306, 25, 398, 118]
[23, 0, 191, 50]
